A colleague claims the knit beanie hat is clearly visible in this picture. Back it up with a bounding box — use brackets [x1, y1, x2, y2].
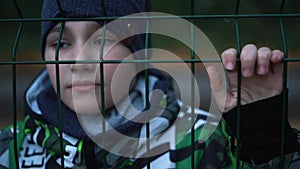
[41, 0, 150, 58]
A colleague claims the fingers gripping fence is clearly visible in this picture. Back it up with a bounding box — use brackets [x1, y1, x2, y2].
[0, 0, 299, 169]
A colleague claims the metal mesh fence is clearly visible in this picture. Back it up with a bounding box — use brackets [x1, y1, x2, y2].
[0, 0, 300, 169]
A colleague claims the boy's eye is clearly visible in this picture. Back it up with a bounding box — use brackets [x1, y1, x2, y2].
[53, 41, 71, 49]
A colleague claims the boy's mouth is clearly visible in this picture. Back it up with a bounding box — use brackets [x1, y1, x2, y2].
[70, 81, 100, 92]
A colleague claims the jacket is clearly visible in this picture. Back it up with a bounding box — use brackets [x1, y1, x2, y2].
[0, 69, 299, 169]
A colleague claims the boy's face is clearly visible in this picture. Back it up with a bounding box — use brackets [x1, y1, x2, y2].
[44, 21, 136, 114]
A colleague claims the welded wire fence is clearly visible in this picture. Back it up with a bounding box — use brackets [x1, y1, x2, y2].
[0, 0, 300, 169]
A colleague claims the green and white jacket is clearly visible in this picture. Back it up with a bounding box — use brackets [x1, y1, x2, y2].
[0, 69, 299, 169]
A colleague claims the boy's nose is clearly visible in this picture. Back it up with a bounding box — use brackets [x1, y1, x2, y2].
[70, 61, 96, 73]
[70, 46, 98, 73]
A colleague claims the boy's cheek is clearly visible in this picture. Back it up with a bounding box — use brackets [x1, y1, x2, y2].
[45, 65, 56, 85]
[44, 47, 57, 60]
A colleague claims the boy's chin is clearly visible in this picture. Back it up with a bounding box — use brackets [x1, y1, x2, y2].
[68, 92, 106, 115]
[71, 98, 102, 115]
[75, 106, 101, 115]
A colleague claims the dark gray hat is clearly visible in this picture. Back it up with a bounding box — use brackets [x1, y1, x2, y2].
[41, 0, 149, 58]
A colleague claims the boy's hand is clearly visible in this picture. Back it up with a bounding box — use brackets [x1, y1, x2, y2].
[207, 44, 284, 112]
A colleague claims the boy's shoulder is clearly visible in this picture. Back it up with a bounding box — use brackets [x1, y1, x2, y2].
[0, 124, 17, 151]
[0, 125, 14, 169]
[0, 119, 27, 169]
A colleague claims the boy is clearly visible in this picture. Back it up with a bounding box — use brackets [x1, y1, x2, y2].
[0, 0, 299, 168]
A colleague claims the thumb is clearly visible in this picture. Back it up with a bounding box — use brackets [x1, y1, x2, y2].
[206, 65, 228, 112]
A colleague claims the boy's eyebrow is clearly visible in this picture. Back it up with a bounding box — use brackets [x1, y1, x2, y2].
[48, 25, 66, 34]
[48, 22, 118, 39]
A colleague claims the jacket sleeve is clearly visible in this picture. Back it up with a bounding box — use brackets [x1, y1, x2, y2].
[223, 91, 300, 168]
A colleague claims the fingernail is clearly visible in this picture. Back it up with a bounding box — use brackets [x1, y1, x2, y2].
[225, 62, 234, 70]
[243, 69, 252, 77]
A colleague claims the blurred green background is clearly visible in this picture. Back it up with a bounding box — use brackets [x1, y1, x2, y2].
[0, 0, 300, 128]
[0, 0, 300, 59]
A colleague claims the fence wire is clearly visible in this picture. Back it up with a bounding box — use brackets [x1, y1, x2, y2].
[0, 0, 300, 169]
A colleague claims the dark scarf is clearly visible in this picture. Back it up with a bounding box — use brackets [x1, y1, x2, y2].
[23, 69, 180, 168]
